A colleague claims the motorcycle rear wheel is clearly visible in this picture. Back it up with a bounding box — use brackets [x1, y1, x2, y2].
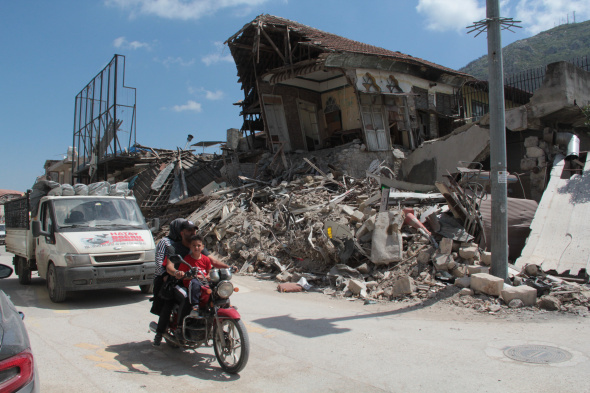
[213, 318, 249, 374]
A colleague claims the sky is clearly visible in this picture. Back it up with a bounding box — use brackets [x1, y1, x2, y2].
[1, 0, 588, 192]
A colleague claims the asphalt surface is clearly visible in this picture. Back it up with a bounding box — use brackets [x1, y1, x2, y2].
[1, 245, 589, 393]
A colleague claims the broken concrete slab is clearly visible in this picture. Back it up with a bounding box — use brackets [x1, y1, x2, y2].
[350, 210, 365, 223]
[526, 146, 545, 158]
[501, 285, 537, 307]
[451, 265, 467, 278]
[470, 273, 504, 296]
[524, 136, 539, 147]
[347, 279, 367, 296]
[537, 295, 561, 311]
[509, 299, 524, 308]
[339, 205, 356, 216]
[528, 62, 590, 126]
[417, 249, 433, 264]
[275, 271, 293, 282]
[505, 105, 528, 132]
[401, 123, 490, 185]
[392, 277, 416, 297]
[366, 172, 437, 193]
[459, 243, 479, 259]
[459, 288, 474, 296]
[438, 237, 453, 255]
[480, 251, 492, 266]
[433, 253, 453, 271]
[454, 276, 471, 288]
[356, 263, 370, 275]
[520, 157, 537, 171]
[467, 265, 489, 275]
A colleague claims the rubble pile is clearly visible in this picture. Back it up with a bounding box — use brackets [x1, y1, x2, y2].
[159, 158, 485, 303]
[150, 148, 589, 316]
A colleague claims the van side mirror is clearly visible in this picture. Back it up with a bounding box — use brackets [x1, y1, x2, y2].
[32, 221, 51, 238]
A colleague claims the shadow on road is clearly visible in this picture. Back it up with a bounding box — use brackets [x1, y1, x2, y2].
[105, 340, 240, 381]
[253, 286, 459, 338]
[1, 275, 150, 310]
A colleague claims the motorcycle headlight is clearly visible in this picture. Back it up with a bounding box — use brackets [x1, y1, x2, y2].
[216, 281, 234, 299]
[65, 254, 92, 266]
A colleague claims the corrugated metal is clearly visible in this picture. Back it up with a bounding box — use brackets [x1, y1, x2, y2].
[479, 196, 538, 261]
[130, 166, 159, 207]
[515, 154, 590, 275]
[138, 152, 222, 211]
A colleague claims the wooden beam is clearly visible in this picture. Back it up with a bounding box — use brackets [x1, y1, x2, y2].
[260, 25, 286, 63]
[255, 21, 261, 63]
[286, 26, 293, 65]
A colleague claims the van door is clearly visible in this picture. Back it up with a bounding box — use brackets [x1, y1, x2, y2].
[35, 201, 56, 278]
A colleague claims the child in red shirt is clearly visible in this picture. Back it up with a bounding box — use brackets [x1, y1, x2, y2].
[163, 234, 232, 309]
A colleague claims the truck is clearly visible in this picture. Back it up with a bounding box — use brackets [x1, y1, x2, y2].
[4, 191, 156, 302]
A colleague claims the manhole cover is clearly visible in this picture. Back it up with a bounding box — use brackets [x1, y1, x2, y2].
[503, 345, 572, 364]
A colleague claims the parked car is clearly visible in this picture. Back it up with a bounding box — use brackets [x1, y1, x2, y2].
[0, 264, 38, 392]
[0, 223, 5, 245]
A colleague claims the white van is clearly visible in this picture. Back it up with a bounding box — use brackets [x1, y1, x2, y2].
[5, 194, 156, 302]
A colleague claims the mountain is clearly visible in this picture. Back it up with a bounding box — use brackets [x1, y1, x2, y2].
[459, 20, 590, 80]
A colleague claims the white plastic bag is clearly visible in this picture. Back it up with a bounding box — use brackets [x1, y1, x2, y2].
[88, 181, 110, 196]
[61, 184, 75, 196]
[109, 182, 129, 196]
[74, 184, 89, 195]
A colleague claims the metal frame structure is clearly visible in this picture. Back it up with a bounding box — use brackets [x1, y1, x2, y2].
[72, 54, 137, 183]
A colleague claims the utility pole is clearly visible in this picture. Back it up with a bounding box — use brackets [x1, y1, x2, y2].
[486, 0, 508, 281]
[467, 1, 520, 281]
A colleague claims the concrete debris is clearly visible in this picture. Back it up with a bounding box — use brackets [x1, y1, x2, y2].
[537, 295, 561, 311]
[470, 273, 504, 297]
[139, 142, 588, 316]
[501, 285, 537, 307]
[508, 299, 524, 308]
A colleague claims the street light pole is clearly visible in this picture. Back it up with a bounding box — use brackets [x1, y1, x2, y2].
[487, 0, 508, 280]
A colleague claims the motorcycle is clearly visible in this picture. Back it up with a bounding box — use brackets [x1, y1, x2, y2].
[149, 254, 250, 374]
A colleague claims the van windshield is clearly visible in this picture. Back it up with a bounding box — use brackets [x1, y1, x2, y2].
[54, 198, 146, 229]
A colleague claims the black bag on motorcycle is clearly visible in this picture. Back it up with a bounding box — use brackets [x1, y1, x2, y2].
[158, 278, 176, 300]
[149, 275, 168, 315]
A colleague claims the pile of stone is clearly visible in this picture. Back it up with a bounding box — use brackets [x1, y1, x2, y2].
[152, 153, 589, 315]
[446, 262, 590, 315]
[159, 161, 483, 303]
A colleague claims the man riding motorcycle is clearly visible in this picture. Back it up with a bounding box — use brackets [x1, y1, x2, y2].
[153, 223, 234, 346]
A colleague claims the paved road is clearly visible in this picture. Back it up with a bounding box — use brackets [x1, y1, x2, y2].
[1, 246, 589, 392]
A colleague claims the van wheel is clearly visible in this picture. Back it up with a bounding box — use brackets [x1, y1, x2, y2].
[47, 264, 66, 303]
[140, 284, 153, 294]
[17, 257, 32, 285]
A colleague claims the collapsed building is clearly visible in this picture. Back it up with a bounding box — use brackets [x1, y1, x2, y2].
[35, 17, 590, 314]
[225, 14, 474, 156]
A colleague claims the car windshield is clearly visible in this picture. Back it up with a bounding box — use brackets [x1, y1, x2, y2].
[53, 198, 146, 229]
[0, 224, 5, 231]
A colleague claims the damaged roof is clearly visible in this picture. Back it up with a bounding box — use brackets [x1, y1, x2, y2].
[227, 14, 470, 77]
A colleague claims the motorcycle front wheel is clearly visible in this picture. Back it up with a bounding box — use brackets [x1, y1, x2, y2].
[213, 318, 250, 374]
